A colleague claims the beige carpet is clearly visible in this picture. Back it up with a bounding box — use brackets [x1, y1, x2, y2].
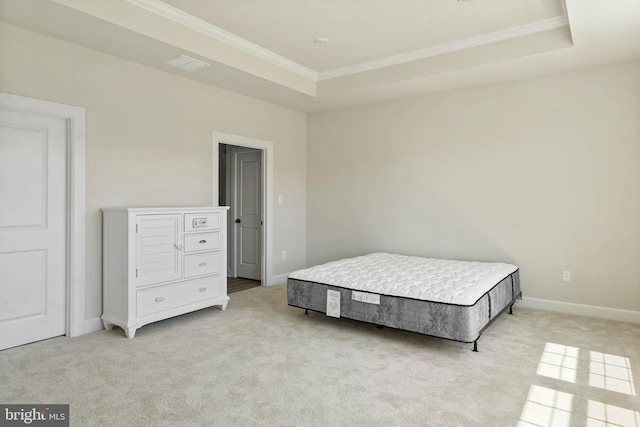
[1, 284, 639, 426]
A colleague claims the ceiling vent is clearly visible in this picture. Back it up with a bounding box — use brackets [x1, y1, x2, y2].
[165, 55, 210, 71]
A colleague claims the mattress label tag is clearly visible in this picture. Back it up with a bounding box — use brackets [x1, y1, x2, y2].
[326, 290, 340, 318]
[352, 291, 380, 305]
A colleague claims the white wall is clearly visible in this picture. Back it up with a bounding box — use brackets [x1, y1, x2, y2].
[0, 23, 307, 329]
[308, 60, 640, 313]
[2, 21, 638, 325]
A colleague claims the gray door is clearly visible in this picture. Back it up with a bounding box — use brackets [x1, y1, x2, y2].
[233, 149, 261, 280]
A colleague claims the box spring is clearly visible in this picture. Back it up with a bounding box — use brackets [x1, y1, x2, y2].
[287, 269, 520, 344]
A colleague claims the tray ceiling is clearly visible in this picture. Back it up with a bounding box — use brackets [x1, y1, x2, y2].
[0, 0, 638, 111]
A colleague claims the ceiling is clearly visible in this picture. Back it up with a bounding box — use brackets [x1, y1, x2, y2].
[1, 0, 639, 112]
[161, 0, 566, 72]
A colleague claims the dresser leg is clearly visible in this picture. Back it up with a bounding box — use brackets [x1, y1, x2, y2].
[102, 320, 113, 331]
[124, 327, 137, 339]
[221, 296, 230, 311]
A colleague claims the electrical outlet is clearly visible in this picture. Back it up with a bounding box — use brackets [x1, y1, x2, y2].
[562, 271, 571, 282]
[278, 195, 283, 204]
[282, 250, 287, 260]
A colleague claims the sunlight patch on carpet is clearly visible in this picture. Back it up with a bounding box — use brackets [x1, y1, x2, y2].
[518, 385, 573, 427]
[589, 351, 636, 397]
[536, 343, 579, 384]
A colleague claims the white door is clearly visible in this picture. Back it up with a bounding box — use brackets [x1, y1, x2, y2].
[0, 108, 67, 350]
[234, 149, 261, 280]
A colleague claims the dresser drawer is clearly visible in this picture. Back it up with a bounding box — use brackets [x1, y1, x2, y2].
[184, 232, 221, 253]
[136, 276, 221, 316]
[184, 251, 220, 278]
[184, 212, 221, 232]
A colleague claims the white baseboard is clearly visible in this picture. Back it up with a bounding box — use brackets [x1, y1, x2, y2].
[517, 297, 640, 324]
[268, 273, 289, 286]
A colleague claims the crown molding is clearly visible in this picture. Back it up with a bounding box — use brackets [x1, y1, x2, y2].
[126, 1, 569, 85]
[318, 15, 570, 81]
[126, 0, 319, 81]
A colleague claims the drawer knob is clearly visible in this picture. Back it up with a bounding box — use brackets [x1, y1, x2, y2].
[198, 262, 207, 267]
[155, 296, 165, 303]
[199, 240, 207, 244]
[199, 287, 207, 293]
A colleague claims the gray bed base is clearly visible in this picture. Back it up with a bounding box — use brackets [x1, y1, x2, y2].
[287, 270, 521, 352]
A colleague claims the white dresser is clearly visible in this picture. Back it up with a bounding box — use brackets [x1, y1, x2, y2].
[101, 207, 229, 338]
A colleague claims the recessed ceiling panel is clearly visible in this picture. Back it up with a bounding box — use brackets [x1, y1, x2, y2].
[162, 0, 566, 71]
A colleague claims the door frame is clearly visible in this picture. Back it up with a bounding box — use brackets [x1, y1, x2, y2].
[212, 132, 272, 286]
[0, 92, 86, 337]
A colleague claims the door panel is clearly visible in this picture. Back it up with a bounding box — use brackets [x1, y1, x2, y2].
[234, 149, 261, 280]
[0, 109, 67, 350]
[0, 251, 46, 322]
[0, 126, 46, 228]
[240, 228, 258, 265]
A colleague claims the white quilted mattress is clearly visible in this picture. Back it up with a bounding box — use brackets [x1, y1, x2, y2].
[288, 253, 518, 305]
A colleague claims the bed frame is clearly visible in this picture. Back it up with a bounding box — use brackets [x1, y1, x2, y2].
[287, 257, 521, 352]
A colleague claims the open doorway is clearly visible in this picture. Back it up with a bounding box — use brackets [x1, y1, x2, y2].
[219, 143, 262, 291]
[213, 131, 273, 288]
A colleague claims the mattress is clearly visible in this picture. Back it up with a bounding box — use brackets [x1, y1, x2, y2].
[287, 253, 521, 344]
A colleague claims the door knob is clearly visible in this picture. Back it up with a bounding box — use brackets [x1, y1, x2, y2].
[235, 218, 241, 223]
